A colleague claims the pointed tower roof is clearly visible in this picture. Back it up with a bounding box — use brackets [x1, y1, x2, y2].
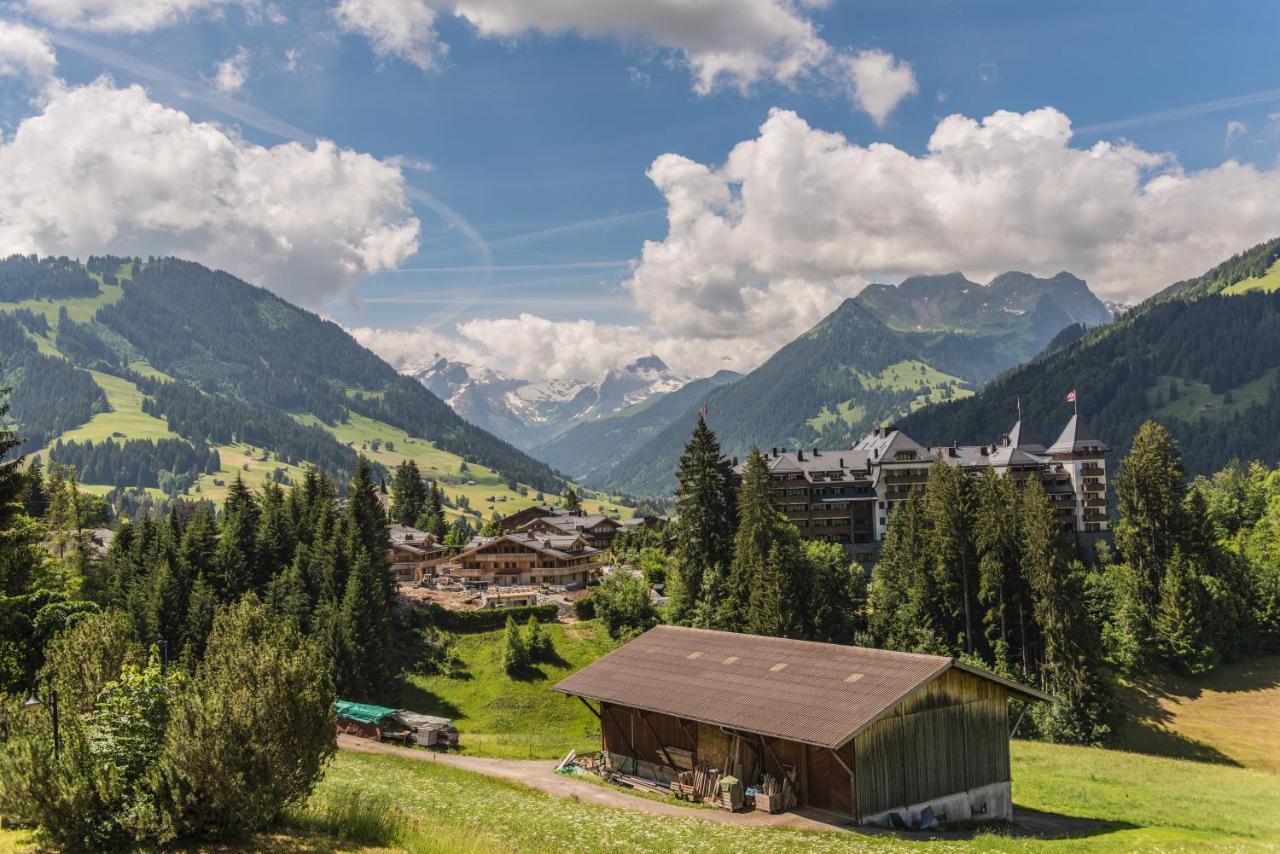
[1046, 414, 1108, 455]
[1006, 420, 1045, 453]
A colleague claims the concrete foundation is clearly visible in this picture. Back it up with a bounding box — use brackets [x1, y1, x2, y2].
[863, 780, 1012, 828]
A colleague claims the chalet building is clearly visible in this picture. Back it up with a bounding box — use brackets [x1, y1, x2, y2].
[448, 530, 601, 588]
[515, 514, 624, 551]
[499, 504, 626, 551]
[386, 524, 448, 583]
[741, 415, 1108, 556]
[556, 625, 1052, 827]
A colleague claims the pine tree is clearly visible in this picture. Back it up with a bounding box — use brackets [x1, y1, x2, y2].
[266, 556, 312, 631]
[560, 487, 582, 513]
[869, 493, 943, 653]
[389, 460, 427, 527]
[19, 460, 48, 518]
[1154, 550, 1214, 674]
[183, 571, 217, 663]
[803, 540, 864, 644]
[335, 552, 389, 699]
[747, 543, 786, 636]
[443, 516, 472, 554]
[974, 470, 1027, 672]
[344, 457, 391, 600]
[523, 614, 551, 662]
[501, 615, 529, 675]
[669, 415, 736, 621]
[214, 474, 258, 599]
[1114, 422, 1189, 617]
[254, 482, 293, 590]
[923, 460, 978, 653]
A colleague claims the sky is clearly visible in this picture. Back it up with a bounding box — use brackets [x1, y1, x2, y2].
[0, 0, 1278, 383]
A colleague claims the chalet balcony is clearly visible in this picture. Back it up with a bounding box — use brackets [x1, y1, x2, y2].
[1083, 511, 1108, 523]
[883, 471, 928, 484]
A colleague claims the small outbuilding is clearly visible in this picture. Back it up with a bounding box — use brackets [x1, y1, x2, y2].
[554, 625, 1053, 827]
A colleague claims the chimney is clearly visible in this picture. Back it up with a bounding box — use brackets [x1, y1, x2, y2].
[812, 448, 820, 456]
[980, 446, 989, 457]
[732, 456, 739, 466]
[797, 449, 805, 461]
[839, 457, 845, 468]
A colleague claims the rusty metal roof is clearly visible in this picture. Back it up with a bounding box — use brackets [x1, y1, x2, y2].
[554, 625, 1052, 749]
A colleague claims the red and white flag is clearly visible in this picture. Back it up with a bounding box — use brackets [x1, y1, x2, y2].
[1066, 389, 1077, 403]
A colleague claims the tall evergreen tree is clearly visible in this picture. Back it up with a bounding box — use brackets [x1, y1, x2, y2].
[560, 487, 582, 513]
[869, 493, 943, 653]
[389, 460, 427, 527]
[1113, 421, 1189, 618]
[254, 482, 293, 590]
[335, 552, 389, 699]
[19, 459, 48, 518]
[974, 470, 1028, 673]
[923, 460, 978, 653]
[669, 415, 736, 622]
[1153, 550, 1214, 674]
[213, 475, 258, 599]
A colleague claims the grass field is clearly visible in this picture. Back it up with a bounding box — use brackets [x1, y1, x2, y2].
[281, 739, 1280, 853]
[1116, 655, 1280, 774]
[1223, 260, 1280, 295]
[51, 371, 178, 447]
[1146, 368, 1278, 423]
[403, 621, 614, 760]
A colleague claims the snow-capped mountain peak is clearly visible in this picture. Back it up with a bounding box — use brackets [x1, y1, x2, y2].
[408, 353, 694, 449]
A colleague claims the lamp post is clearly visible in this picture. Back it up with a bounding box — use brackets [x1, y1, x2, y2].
[23, 682, 59, 760]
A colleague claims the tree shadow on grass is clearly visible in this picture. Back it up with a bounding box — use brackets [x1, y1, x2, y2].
[1115, 672, 1243, 767]
[395, 680, 465, 722]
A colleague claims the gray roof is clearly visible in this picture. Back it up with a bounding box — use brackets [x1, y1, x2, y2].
[457, 530, 599, 562]
[853, 428, 929, 462]
[1007, 420, 1045, 453]
[736, 449, 872, 478]
[554, 625, 1053, 750]
[1046, 414, 1108, 454]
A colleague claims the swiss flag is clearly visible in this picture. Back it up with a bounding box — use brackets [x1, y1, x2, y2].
[1066, 389, 1077, 403]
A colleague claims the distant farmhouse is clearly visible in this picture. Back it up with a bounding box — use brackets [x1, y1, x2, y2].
[739, 415, 1108, 556]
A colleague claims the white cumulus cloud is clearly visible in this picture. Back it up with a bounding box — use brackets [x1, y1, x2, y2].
[333, 0, 445, 72]
[0, 77, 420, 306]
[0, 20, 57, 83]
[212, 46, 250, 93]
[331, 0, 913, 121]
[1224, 119, 1247, 148]
[622, 107, 1280, 370]
[841, 48, 917, 126]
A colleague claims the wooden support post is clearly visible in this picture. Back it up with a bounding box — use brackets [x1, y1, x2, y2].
[575, 696, 601, 719]
[638, 710, 679, 770]
[828, 746, 857, 818]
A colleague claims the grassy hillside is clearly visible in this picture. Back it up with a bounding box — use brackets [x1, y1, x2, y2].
[0, 256, 637, 520]
[403, 621, 614, 759]
[1116, 656, 1280, 774]
[1223, 258, 1280, 295]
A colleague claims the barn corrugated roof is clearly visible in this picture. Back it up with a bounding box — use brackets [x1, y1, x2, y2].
[554, 625, 1052, 749]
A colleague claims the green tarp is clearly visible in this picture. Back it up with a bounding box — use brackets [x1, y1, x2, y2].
[334, 700, 398, 725]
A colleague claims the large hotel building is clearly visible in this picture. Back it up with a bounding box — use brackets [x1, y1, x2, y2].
[741, 415, 1108, 557]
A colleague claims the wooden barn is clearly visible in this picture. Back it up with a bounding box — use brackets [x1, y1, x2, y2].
[554, 625, 1053, 827]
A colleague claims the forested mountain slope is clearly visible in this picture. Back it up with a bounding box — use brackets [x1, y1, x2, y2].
[900, 240, 1280, 477]
[0, 256, 583, 518]
[592, 299, 976, 496]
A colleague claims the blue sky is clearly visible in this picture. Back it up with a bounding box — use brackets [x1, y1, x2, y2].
[0, 1, 1278, 380]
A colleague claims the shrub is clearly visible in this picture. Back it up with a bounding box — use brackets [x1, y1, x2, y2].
[151, 597, 336, 839]
[571, 595, 595, 621]
[593, 572, 658, 641]
[427, 602, 558, 632]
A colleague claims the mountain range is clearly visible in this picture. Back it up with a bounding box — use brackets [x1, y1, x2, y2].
[535, 269, 1113, 495]
[0, 256, 624, 522]
[408, 353, 691, 448]
[899, 236, 1280, 478]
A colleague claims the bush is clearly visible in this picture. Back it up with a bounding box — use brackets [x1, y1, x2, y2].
[427, 602, 558, 632]
[150, 597, 336, 839]
[572, 595, 596, 620]
[593, 572, 658, 641]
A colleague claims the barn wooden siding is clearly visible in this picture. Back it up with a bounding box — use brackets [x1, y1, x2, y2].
[851, 668, 1010, 818]
[600, 666, 1011, 821]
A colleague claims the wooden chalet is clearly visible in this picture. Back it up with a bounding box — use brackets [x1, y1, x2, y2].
[516, 514, 624, 551]
[449, 531, 600, 588]
[386, 525, 447, 583]
[554, 625, 1053, 827]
